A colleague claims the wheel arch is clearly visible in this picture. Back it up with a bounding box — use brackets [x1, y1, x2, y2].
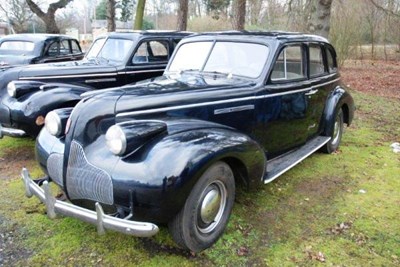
[320, 85, 355, 137]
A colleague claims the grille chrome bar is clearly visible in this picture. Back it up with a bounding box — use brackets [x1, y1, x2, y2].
[67, 141, 114, 205]
[21, 168, 159, 237]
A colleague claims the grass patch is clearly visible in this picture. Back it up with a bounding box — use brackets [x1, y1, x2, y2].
[0, 90, 399, 266]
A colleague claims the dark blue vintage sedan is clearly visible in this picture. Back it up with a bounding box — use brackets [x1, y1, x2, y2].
[0, 34, 83, 66]
[23, 31, 355, 252]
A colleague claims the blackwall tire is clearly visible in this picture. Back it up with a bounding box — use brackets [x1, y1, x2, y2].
[168, 161, 235, 252]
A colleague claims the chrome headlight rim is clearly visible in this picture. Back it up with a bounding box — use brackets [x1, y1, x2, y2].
[105, 125, 127, 156]
[45, 111, 62, 136]
[7, 82, 16, 97]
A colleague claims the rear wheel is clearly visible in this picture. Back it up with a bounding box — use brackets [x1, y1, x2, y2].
[168, 161, 235, 252]
[322, 108, 344, 154]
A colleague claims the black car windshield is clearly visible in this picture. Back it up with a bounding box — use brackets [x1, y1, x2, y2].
[0, 41, 35, 54]
[85, 37, 133, 63]
[168, 41, 269, 78]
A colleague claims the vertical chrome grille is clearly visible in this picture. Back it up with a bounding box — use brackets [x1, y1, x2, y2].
[66, 141, 114, 205]
[47, 153, 63, 186]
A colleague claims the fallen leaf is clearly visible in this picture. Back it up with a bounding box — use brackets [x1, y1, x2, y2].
[237, 246, 249, 256]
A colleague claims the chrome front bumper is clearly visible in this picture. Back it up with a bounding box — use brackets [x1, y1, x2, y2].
[21, 168, 159, 237]
[0, 124, 27, 138]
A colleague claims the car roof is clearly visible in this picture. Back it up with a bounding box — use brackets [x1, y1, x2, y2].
[0, 34, 77, 43]
[98, 30, 193, 40]
[185, 31, 329, 44]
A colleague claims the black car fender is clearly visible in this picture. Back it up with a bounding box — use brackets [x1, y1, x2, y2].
[320, 85, 355, 137]
[110, 125, 266, 222]
[20, 83, 92, 115]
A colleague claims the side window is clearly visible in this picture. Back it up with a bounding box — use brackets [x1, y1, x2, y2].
[71, 40, 81, 54]
[46, 42, 59, 56]
[60, 40, 71, 55]
[309, 44, 326, 76]
[132, 42, 148, 63]
[132, 40, 169, 64]
[271, 45, 305, 81]
[326, 47, 337, 73]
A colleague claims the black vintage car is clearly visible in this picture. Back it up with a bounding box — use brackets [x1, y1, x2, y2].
[0, 31, 191, 138]
[0, 34, 84, 66]
[23, 32, 355, 252]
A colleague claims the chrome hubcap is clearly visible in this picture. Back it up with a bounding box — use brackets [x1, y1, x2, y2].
[332, 116, 341, 145]
[197, 181, 227, 234]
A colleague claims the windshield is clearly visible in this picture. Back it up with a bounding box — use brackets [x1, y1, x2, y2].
[168, 41, 269, 78]
[85, 37, 133, 63]
[0, 41, 35, 54]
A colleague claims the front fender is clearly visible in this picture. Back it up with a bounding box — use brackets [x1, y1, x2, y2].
[320, 85, 355, 136]
[110, 127, 266, 223]
[7, 83, 91, 136]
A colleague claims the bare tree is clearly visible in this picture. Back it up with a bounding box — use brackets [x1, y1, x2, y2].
[0, 0, 34, 33]
[26, 0, 73, 33]
[134, 0, 146, 30]
[232, 0, 246, 30]
[177, 0, 188, 30]
[307, 0, 333, 38]
[106, 0, 116, 32]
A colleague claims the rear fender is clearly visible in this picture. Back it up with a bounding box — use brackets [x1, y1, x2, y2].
[320, 85, 355, 136]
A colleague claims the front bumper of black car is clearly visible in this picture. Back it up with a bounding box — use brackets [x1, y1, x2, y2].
[0, 123, 27, 138]
[21, 168, 159, 237]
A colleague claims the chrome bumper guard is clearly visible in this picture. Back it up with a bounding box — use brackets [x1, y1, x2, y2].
[21, 168, 159, 237]
[0, 124, 27, 138]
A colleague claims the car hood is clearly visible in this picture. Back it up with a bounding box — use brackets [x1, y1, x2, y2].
[114, 73, 256, 115]
[0, 54, 34, 66]
[17, 58, 117, 78]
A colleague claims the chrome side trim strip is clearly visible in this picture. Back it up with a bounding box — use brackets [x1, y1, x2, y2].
[117, 78, 341, 118]
[21, 168, 159, 237]
[214, 104, 255, 115]
[85, 78, 117, 83]
[20, 72, 117, 80]
[117, 69, 165, 75]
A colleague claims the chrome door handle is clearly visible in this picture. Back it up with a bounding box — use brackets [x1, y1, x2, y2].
[305, 89, 318, 96]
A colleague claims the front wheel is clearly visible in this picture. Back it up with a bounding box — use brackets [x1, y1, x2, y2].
[168, 161, 235, 252]
[322, 108, 344, 154]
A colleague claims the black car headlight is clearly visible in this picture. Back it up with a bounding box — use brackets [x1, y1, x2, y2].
[44, 108, 73, 137]
[6, 80, 45, 98]
[106, 120, 167, 156]
[7, 82, 16, 97]
[105, 125, 127, 156]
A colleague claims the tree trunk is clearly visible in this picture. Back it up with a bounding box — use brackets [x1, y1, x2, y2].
[134, 0, 146, 30]
[307, 0, 333, 38]
[26, 0, 73, 34]
[232, 0, 246, 30]
[106, 0, 116, 32]
[177, 0, 188, 31]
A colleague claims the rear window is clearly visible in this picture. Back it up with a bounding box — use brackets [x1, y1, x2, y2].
[0, 41, 35, 52]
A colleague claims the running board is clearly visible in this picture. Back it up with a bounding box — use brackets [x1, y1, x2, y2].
[263, 136, 331, 184]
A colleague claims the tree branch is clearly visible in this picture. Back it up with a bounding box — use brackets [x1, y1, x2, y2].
[26, 0, 46, 18]
[369, 0, 400, 18]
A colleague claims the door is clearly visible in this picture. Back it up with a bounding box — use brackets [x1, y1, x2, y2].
[305, 43, 338, 139]
[254, 44, 313, 158]
[122, 39, 170, 85]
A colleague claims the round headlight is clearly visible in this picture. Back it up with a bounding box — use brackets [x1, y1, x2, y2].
[105, 125, 127, 156]
[45, 111, 62, 136]
[7, 82, 16, 97]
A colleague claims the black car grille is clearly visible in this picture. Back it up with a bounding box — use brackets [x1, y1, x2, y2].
[65, 141, 114, 205]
